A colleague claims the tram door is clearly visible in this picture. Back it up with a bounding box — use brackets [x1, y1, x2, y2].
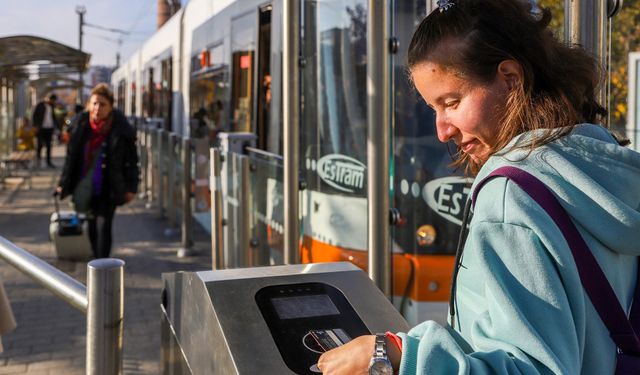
[256, 5, 273, 152]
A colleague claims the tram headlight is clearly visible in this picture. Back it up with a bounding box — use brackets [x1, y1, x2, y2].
[416, 225, 436, 247]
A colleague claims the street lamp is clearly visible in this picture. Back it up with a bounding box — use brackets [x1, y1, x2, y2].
[76, 5, 86, 103]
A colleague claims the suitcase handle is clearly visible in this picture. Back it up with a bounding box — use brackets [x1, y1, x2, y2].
[53, 194, 60, 220]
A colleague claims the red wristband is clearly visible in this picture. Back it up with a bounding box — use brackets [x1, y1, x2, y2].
[385, 331, 402, 351]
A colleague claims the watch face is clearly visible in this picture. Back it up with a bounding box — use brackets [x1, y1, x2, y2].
[369, 358, 393, 375]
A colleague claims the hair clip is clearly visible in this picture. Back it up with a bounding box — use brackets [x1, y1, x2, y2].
[437, 0, 455, 12]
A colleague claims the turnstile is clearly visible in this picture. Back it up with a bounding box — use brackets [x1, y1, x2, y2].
[161, 262, 409, 375]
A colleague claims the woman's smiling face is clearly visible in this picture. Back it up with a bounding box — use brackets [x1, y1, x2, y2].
[411, 61, 511, 165]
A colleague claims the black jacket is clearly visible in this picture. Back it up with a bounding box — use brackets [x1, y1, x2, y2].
[32, 101, 60, 130]
[59, 110, 139, 206]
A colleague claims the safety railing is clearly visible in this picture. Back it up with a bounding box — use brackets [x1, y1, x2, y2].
[136, 119, 195, 257]
[0, 236, 124, 375]
[135, 123, 290, 266]
[207, 144, 286, 270]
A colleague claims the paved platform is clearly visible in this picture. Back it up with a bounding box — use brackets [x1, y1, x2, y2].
[0, 146, 212, 374]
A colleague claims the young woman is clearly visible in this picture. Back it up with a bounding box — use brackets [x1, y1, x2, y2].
[57, 84, 139, 259]
[317, 0, 640, 373]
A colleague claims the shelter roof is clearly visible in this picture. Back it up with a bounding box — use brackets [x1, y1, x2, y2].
[0, 35, 90, 78]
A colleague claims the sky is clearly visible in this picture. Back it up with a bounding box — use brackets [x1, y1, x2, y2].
[0, 0, 187, 67]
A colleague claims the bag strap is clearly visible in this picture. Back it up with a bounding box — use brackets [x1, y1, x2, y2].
[472, 166, 640, 355]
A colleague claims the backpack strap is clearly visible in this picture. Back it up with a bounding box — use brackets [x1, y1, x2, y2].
[472, 166, 640, 355]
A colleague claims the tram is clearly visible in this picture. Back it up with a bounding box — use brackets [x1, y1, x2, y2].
[112, 0, 481, 326]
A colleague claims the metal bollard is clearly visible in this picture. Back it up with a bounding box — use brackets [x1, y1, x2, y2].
[210, 148, 224, 269]
[177, 137, 194, 258]
[139, 126, 148, 200]
[157, 129, 166, 218]
[166, 133, 178, 233]
[86, 258, 125, 375]
[239, 156, 251, 267]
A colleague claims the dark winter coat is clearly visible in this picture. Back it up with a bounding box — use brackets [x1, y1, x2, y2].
[58, 110, 139, 206]
[32, 101, 60, 129]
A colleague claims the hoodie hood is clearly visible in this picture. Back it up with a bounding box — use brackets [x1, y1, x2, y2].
[473, 124, 640, 256]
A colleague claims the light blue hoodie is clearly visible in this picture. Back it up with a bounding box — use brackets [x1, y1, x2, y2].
[399, 124, 640, 374]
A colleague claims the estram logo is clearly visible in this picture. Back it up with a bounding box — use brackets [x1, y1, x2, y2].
[317, 154, 366, 193]
[423, 176, 473, 226]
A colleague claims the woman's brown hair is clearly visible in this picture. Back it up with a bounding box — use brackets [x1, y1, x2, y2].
[90, 83, 115, 106]
[407, 0, 607, 175]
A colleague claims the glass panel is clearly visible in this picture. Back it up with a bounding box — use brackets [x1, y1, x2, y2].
[300, 0, 369, 269]
[191, 138, 212, 232]
[231, 13, 256, 133]
[391, 1, 470, 326]
[221, 150, 250, 268]
[247, 149, 284, 266]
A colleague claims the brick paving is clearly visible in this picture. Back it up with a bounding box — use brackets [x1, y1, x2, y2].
[0, 146, 212, 374]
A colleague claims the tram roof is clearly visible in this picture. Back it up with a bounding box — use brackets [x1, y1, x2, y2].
[0, 35, 90, 78]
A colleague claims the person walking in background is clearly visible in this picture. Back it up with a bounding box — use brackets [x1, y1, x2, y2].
[32, 93, 60, 168]
[317, 0, 640, 374]
[56, 84, 139, 259]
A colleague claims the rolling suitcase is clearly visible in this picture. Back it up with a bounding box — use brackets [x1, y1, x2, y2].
[49, 196, 93, 261]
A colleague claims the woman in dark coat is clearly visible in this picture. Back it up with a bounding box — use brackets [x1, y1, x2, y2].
[56, 83, 139, 258]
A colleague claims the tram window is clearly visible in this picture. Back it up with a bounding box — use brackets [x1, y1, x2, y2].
[190, 41, 229, 142]
[392, 0, 462, 256]
[230, 12, 256, 133]
[301, 0, 368, 193]
[116, 79, 126, 112]
[190, 70, 228, 142]
[142, 67, 154, 118]
[160, 57, 172, 130]
[130, 79, 137, 117]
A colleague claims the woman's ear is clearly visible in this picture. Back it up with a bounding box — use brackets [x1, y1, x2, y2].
[497, 60, 523, 91]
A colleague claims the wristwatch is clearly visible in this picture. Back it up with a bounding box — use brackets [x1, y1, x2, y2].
[368, 333, 394, 375]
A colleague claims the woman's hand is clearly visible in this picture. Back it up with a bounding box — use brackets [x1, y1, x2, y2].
[317, 335, 375, 375]
[124, 192, 135, 203]
[53, 186, 63, 196]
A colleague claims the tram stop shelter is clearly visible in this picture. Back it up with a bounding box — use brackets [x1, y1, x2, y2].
[0, 35, 90, 97]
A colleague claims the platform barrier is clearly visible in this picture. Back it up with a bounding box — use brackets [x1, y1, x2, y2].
[0, 236, 124, 375]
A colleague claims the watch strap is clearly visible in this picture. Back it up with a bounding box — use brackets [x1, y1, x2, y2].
[373, 333, 388, 358]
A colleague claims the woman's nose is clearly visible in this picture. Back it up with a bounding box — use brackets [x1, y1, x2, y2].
[435, 115, 456, 143]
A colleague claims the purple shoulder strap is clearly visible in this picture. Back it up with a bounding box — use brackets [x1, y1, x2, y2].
[473, 166, 640, 355]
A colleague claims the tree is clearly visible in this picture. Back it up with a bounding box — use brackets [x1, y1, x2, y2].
[537, 0, 640, 132]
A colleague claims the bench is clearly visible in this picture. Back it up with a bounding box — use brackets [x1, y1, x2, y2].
[0, 150, 35, 190]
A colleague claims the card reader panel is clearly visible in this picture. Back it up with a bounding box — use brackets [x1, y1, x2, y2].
[255, 282, 370, 374]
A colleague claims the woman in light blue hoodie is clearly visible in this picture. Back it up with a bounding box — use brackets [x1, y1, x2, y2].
[317, 0, 640, 374]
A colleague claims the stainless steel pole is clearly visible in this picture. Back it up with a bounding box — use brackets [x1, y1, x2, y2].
[283, 0, 301, 265]
[86, 258, 124, 375]
[142, 126, 149, 199]
[139, 126, 148, 200]
[146, 127, 156, 209]
[565, 0, 607, 106]
[210, 148, 224, 270]
[0, 236, 87, 312]
[367, 0, 392, 296]
[239, 155, 251, 267]
[167, 133, 178, 230]
[177, 137, 193, 258]
[157, 129, 166, 217]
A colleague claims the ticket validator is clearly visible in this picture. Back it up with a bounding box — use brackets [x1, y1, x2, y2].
[161, 262, 410, 374]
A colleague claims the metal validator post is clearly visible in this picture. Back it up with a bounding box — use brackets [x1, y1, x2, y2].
[178, 137, 194, 258]
[210, 148, 224, 269]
